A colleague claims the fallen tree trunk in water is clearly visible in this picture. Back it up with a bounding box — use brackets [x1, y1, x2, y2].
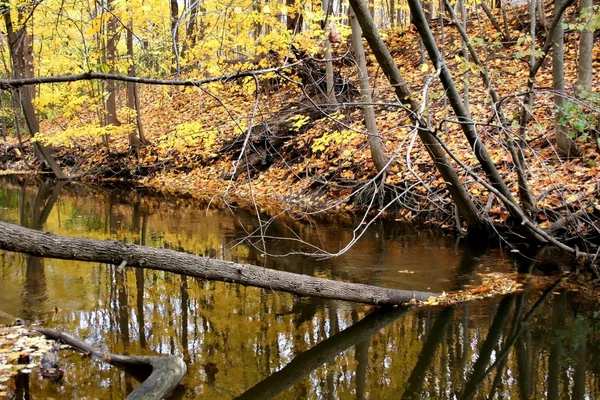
[35, 328, 186, 400]
[0, 221, 437, 305]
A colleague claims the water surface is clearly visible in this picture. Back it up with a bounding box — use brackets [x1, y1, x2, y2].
[1, 177, 599, 399]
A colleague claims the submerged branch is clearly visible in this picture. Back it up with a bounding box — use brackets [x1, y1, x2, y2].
[35, 328, 186, 400]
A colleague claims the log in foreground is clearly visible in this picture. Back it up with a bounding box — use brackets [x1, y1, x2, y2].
[36, 328, 186, 400]
[0, 221, 437, 305]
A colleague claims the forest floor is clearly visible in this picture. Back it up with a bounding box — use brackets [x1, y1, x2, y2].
[1, 3, 599, 230]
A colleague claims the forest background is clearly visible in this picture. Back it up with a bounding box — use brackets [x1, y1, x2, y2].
[0, 0, 598, 262]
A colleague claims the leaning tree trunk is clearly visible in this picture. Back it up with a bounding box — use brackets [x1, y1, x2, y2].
[0, 221, 438, 306]
[349, 6, 389, 172]
[407, 0, 529, 222]
[347, 0, 489, 232]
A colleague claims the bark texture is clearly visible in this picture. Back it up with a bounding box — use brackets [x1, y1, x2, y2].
[0, 221, 437, 305]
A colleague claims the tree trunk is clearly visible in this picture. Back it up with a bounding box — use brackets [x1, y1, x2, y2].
[2, 8, 66, 179]
[126, 19, 146, 148]
[537, 0, 548, 31]
[323, 0, 338, 105]
[171, 0, 180, 75]
[576, 0, 594, 94]
[409, 0, 521, 214]
[350, 6, 390, 172]
[0, 221, 438, 306]
[500, 0, 512, 41]
[444, 0, 537, 215]
[348, 0, 488, 232]
[459, 0, 470, 116]
[480, 2, 509, 41]
[106, 0, 120, 129]
[186, 0, 198, 48]
[552, 0, 580, 157]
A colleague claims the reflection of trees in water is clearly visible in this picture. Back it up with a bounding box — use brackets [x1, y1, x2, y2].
[4, 180, 600, 398]
[20, 180, 64, 320]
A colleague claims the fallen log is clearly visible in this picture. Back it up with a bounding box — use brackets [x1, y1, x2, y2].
[0, 221, 437, 305]
[35, 328, 186, 400]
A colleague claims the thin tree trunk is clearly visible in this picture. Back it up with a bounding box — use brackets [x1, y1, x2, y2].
[444, 0, 537, 214]
[350, 6, 389, 172]
[171, 0, 180, 75]
[126, 19, 146, 148]
[480, 2, 507, 39]
[459, 0, 470, 116]
[552, 0, 580, 157]
[576, 0, 594, 94]
[500, 0, 512, 41]
[0, 221, 439, 306]
[537, 0, 548, 31]
[186, 0, 198, 48]
[409, 0, 521, 215]
[323, 0, 337, 105]
[348, 0, 488, 231]
[104, 0, 120, 154]
[2, 9, 66, 179]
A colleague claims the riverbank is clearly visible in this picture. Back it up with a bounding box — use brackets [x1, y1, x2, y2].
[0, 3, 599, 237]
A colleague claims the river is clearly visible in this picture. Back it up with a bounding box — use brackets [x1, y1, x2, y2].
[1, 176, 599, 399]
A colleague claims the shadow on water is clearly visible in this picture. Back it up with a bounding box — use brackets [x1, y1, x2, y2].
[1, 177, 600, 399]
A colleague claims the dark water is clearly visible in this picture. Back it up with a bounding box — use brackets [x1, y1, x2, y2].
[1, 177, 599, 399]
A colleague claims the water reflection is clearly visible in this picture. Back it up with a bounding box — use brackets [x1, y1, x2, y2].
[1, 177, 599, 399]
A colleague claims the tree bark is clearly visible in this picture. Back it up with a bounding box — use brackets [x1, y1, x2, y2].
[35, 328, 186, 400]
[0, 221, 438, 306]
[552, 0, 580, 157]
[348, 0, 489, 232]
[576, 0, 594, 94]
[349, 6, 389, 172]
[105, 0, 120, 128]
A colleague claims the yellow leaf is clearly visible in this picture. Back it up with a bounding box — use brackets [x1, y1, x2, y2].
[421, 63, 429, 73]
